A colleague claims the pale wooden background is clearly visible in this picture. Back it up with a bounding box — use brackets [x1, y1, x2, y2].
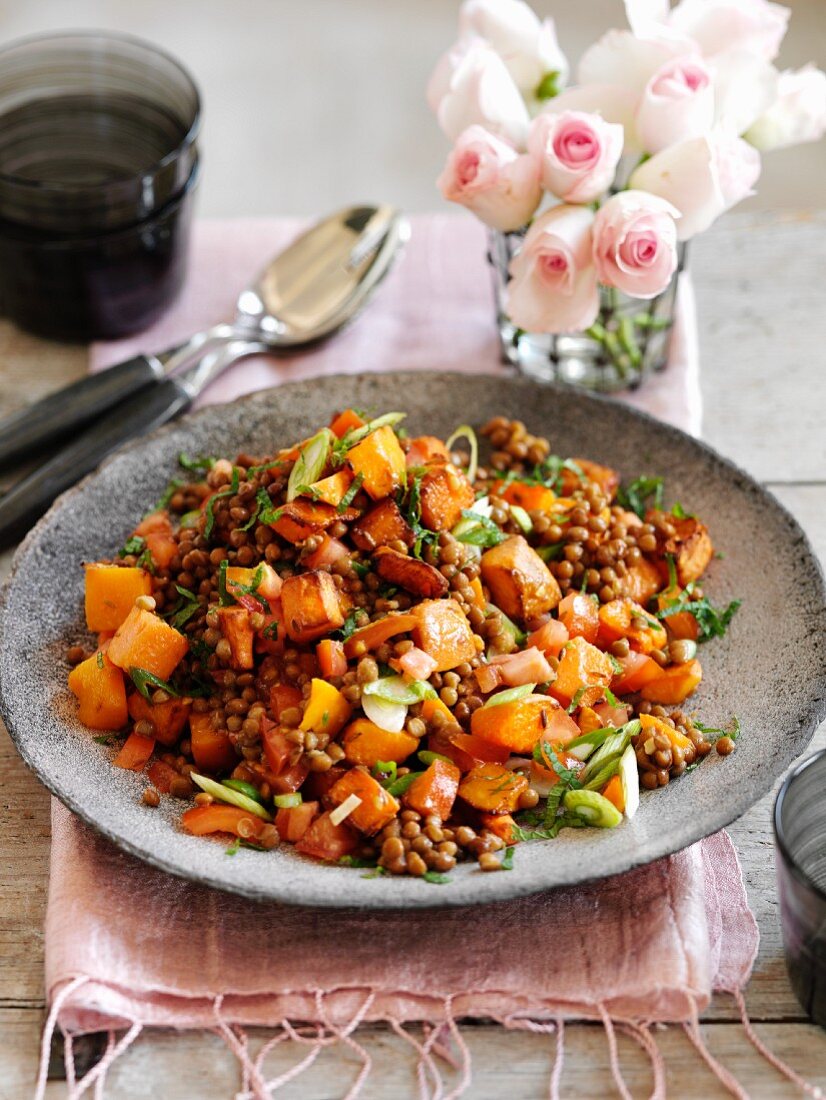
[1, 211, 826, 1097]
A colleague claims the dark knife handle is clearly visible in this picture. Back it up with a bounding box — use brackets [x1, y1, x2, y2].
[0, 354, 165, 469]
[0, 378, 192, 547]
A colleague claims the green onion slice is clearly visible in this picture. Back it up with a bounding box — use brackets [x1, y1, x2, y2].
[287, 428, 333, 502]
[222, 779, 265, 804]
[483, 684, 536, 708]
[361, 675, 436, 706]
[190, 773, 272, 821]
[273, 792, 303, 809]
[444, 424, 478, 484]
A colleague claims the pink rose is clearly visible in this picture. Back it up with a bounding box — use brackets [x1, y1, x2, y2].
[427, 38, 530, 148]
[437, 125, 542, 231]
[592, 190, 680, 298]
[506, 206, 599, 333]
[528, 111, 624, 203]
[668, 0, 789, 61]
[636, 54, 715, 153]
[629, 129, 760, 239]
[746, 64, 826, 150]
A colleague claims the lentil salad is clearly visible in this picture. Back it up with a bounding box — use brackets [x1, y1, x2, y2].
[67, 408, 741, 879]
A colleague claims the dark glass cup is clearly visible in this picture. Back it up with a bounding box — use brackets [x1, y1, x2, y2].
[0, 31, 201, 341]
[774, 748, 826, 1028]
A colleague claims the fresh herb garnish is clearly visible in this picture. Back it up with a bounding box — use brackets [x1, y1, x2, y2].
[536, 543, 565, 562]
[96, 651, 105, 670]
[501, 845, 515, 870]
[155, 477, 185, 512]
[422, 870, 452, 885]
[671, 501, 694, 519]
[656, 583, 741, 642]
[401, 469, 439, 559]
[617, 475, 664, 518]
[225, 838, 241, 856]
[217, 560, 233, 606]
[337, 472, 364, 513]
[168, 584, 202, 630]
[351, 560, 370, 579]
[128, 667, 181, 700]
[362, 867, 388, 879]
[693, 716, 741, 741]
[567, 686, 588, 713]
[604, 687, 619, 707]
[454, 510, 507, 548]
[118, 535, 146, 558]
[338, 855, 380, 869]
[93, 735, 113, 745]
[204, 466, 240, 541]
[178, 452, 216, 472]
[262, 620, 280, 640]
[334, 610, 359, 641]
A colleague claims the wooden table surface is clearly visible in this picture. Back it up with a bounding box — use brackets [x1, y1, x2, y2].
[1, 210, 825, 1098]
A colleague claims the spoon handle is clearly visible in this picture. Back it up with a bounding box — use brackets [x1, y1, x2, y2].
[0, 354, 165, 470]
[0, 378, 192, 548]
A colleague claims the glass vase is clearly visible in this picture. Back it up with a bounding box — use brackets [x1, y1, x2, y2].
[488, 228, 687, 393]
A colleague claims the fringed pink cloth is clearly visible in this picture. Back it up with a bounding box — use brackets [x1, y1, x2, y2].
[36, 215, 799, 1099]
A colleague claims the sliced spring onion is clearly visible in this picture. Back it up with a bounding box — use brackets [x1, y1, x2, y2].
[563, 727, 614, 762]
[362, 675, 435, 706]
[361, 692, 407, 733]
[563, 789, 622, 828]
[273, 792, 303, 809]
[485, 604, 527, 646]
[222, 779, 265, 804]
[619, 743, 640, 819]
[190, 773, 272, 821]
[468, 494, 493, 518]
[444, 424, 478, 484]
[483, 683, 536, 708]
[578, 720, 640, 785]
[342, 412, 406, 450]
[385, 771, 424, 797]
[330, 793, 362, 826]
[287, 428, 333, 501]
[418, 750, 453, 767]
[509, 504, 533, 534]
[582, 757, 622, 791]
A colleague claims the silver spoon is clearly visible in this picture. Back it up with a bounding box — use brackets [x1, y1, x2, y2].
[0, 203, 409, 468]
[0, 204, 409, 545]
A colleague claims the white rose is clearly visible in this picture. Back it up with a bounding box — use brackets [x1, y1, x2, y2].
[710, 49, 779, 135]
[459, 0, 569, 98]
[745, 65, 826, 150]
[636, 54, 715, 153]
[668, 0, 789, 61]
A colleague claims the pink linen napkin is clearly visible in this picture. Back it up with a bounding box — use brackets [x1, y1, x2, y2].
[36, 215, 748, 1100]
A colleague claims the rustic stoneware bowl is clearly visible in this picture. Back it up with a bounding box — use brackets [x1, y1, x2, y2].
[1, 371, 825, 908]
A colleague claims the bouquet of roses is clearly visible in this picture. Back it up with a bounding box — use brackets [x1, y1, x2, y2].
[429, 0, 826, 336]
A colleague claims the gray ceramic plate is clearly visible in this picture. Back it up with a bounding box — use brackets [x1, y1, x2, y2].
[2, 371, 825, 908]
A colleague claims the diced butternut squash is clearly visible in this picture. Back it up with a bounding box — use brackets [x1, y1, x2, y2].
[350, 499, 414, 551]
[127, 693, 191, 747]
[492, 480, 557, 513]
[471, 693, 578, 753]
[342, 718, 418, 767]
[640, 659, 702, 704]
[656, 586, 700, 641]
[577, 706, 603, 735]
[598, 598, 667, 655]
[478, 812, 520, 844]
[271, 499, 341, 543]
[217, 606, 255, 670]
[449, 730, 511, 765]
[295, 810, 358, 861]
[68, 651, 128, 729]
[480, 535, 561, 621]
[107, 606, 189, 680]
[610, 651, 664, 694]
[329, 407, 366, 439]
[280, 570, 344, 643]
[304, 470, 354, 508]
[615, 557, 662, 604]
[549, 636, 615, 709]
[346, 424, 406, 500]
[411, 598, 477, 672]
[602, 774, 625, 813]
[373, 547, 449, 599]
[300, 678, 352, 736]
[646, 511, 714, 587]
[189, 712, 237, 773]
[405, 435, 450, 467]
[420, 695, 456, 727]
[135, 510, 178, 570]
[113, 730, 155, 771]
[558, 592, 599, 645]
[344, 613, 418, 659]
[182, 804, 266, 840]
[329, 767, 400, 834]
[225, 562, 282, 602]
[403, 758, 460, 819]
[560, 458, 620, 500]
[418, 464, 475, 531]
[639, 713, 694, 752]
[458, 762, 527, 813]
[84, 563, 152, 633]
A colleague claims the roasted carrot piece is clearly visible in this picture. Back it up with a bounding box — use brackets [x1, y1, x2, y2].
[342, 718, 419, 767]
[411, 599, 477, 672]
[478, 812, 520, 844]
[344, 613, 418, 658]
[403, 759, 460, 819]
[107, 606, 189, 680]
[84, 563, 152, 633]
[127, 693, 191, 747]
[329, 767, 401, 835]
[598, 598, 668, 655]
[280, 570, 344, 643]
[558, 592, 600, 644]
[346, 424, 406, 500]
[480, 535, 561, 621]
[373, 547, 449, 598]
[471, 693, 578, 753]
[458, 763, 528, 814]
[329, 408, 366, 438]
[113, 731, 155, 771]
[217, 606, 255, 669]
[350, 499, 414, 551]
[418, 464, 475, 531]
[68, 651, 128, 729]
[181, 804, 266, 840]
[549, 636, 615, 709]
[189, 712, 237, 773]
[303, 470, 354, 508]
[640, 659, 702, 704]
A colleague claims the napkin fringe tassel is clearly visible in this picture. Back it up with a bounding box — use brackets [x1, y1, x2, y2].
[35, 983, 824, 1100]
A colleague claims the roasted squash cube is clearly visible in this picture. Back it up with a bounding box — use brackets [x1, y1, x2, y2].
[280, 570, 344, 643]
[373, 547, 449, 598]
[411, 598, 477, 671]
[350, 499, 414, 551]
[480, 535, 561, 621]
[346, 424, 406, 500]
[84, 563, 152, 633]
[549, 636, 615, 708]
[217, 606, 255, 670]
[68, 650, 128, 730]
[418, 464, 475, 531]
[458, 762, 528, 814]
[107, 606, 189, 680]
[329, 767, 400, 835]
